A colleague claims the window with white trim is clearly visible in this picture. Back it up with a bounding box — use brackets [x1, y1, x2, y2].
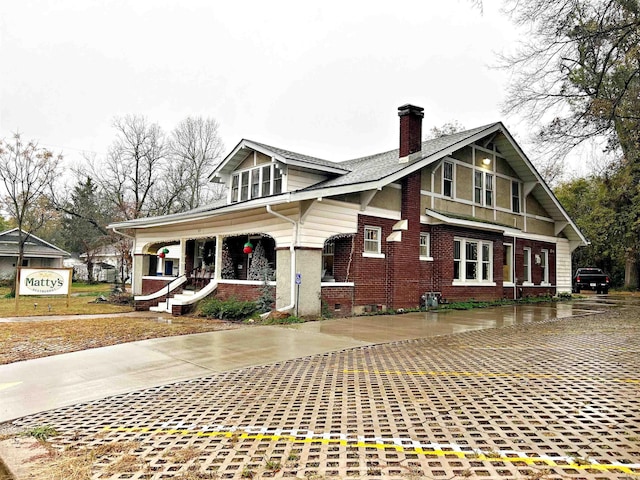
[523, 247, 532, 284]
[503, 243, 513, 283]
[541, 249, 549, 284]
[363, 226, 382, 256]
[474, 171, 494, 206]
[419, 232, 431, 259]
[240, 171, 249, 201]
[485, 173, 493, 206]
[323, 241, 334, 278]
[512, 181, 521, 213]
[231, 163, 284, 203]
[443, 161, 454, 198]
[453, 238, 493, 283]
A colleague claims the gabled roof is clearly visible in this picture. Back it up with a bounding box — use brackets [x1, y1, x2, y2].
[0, 228, 70, 257]
[109, 122, 588, 247]
[209, 138, 348, 182]
[304, 123, 496, 191]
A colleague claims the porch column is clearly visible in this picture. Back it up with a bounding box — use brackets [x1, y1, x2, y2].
[214, 235, 222, 280]
[179, 239, 186, 276]
[296, 248, 322, 317]
[133, 254, 145, 295]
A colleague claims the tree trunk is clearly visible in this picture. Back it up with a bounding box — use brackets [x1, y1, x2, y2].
[86, 258, 95, 283]
[624, 249, 639, 290]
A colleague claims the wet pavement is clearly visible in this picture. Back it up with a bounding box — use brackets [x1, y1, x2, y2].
[2, 296, 640, 479]
[0, 302, 597, 424]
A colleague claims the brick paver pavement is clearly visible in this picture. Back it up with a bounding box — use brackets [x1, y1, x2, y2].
[6, 300, 640, 479]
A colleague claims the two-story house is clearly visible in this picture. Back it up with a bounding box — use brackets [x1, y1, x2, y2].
[109, 104, 587, 316]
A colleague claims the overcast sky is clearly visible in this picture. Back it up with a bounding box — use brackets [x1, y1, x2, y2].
[1, 1, 535, 171]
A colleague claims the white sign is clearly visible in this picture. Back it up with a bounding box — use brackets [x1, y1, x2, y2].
[18, 268, 72, 296]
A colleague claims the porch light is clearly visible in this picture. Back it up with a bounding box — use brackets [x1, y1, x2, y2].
[482, 157, 491, 166]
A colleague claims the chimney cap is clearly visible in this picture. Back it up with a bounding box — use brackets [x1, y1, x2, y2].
[398, 104, 424, 117]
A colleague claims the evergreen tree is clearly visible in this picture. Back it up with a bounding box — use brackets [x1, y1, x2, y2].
[248, 241, 272, 281]
[60, 177, 109, 282]
[220, 242, 235, 279]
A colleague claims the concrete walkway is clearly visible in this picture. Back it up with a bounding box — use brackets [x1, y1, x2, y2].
[0, 302, 597, 423]
[4, 297, 638, 480]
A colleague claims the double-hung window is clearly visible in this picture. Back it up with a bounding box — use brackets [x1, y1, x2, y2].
[503, 243, 513, 284]
[474, 171, 494, 206]
[541, 249, 549, 285]
[420, 233, 431, 260]
[231, 163, 284, 203]
[512, 181, 521, 213]
[443, 161, 454, 198]
[363, 226, 383, 257]
[523, 247, 532, 284]
[453, 238, 494, 284]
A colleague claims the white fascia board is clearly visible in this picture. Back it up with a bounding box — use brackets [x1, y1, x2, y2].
[109, 195, 294, 230]
[497, 127, 588, 247]
[424, 208, 522, 236]
[423, 209, 573, 246]
[240, 140, 348, 174]
[376, 124, 505, 188]
[207, 139, 249, 182]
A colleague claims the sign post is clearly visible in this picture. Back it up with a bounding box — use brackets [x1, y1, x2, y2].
[295, 272, 302, 317]
[16, 267, 73, 310]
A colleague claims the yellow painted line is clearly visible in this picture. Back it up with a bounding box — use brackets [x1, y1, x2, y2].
[343, 369, 640, 385]
[0, 382, 22, 391]
[101, 426, 640, 474]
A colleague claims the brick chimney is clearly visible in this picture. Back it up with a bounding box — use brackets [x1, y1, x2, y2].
[398, 104, 424, 162]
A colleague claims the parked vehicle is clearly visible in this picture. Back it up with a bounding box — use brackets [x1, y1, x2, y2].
[572, 268, 610, 294]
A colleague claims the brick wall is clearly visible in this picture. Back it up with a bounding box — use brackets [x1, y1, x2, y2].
[216, 283, 265, 303]
[388, 171, 422, 308]
[431, 225, 506, 302]
[321, 285, 354, 317]
[351, 215, 395, 308]
[332, 236, 353, 283]
[141, 278, 174, 295]
[515, 238, 557, 289]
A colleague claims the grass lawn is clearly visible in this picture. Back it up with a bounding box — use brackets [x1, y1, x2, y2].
[0, 283, 133, 317]
[0, 282, 240, 364]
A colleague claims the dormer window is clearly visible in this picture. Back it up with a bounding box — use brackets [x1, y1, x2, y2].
[230, 164, 284, 203]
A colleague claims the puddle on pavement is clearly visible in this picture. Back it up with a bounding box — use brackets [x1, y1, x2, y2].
[152, 317, 172, 324]
[293, 302, 603, 343]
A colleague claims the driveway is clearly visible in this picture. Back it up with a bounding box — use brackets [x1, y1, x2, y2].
[4, 297, 639, 479]
[0, 302, 597, 423]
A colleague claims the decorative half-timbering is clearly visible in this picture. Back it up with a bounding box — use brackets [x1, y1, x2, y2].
[110, 104, 587, 316]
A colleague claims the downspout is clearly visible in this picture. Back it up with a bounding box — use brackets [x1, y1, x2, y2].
[266, 205, 297, 312]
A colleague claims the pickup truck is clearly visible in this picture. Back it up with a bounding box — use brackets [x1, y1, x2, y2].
[572, 267, 610, 294]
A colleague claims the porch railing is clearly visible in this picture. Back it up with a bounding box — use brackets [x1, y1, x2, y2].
[187, 266, 214, 291]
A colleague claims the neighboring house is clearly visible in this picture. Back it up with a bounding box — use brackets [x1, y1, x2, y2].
[68, 242, 133, 283]
[109, 104, 587, 316]
[0, 228, 70, 279]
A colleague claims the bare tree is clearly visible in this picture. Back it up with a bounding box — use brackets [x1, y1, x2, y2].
[93, 115, 167, 220]
[498, 0, 640, 287]
[0, 133, 61, 292]
[166, 116, 225, 211]
[425, 121, 466, 139]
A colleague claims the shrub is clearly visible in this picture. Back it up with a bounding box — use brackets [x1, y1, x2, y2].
[199, 297, 258, 321]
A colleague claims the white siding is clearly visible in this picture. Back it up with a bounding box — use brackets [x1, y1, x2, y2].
[298, 200, 359, 248]
[286, 168, 330, 191]
[556, 238, 572, 293]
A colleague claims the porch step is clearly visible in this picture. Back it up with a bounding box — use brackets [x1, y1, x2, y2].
[150, 301, 168, 313]
[148, 281, 217, 314]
